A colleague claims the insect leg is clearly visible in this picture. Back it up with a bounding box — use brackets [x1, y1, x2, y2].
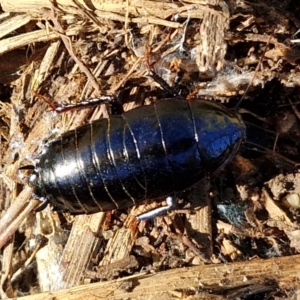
[53, 95, 124, 115]
[136, 196, 177, 220]
[34, 197, 50, 212]
[145, 45, 182, 98]
[148, 70, 180, 98]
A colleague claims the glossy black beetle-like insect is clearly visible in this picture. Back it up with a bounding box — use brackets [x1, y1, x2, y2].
[28, 88, 245, 219]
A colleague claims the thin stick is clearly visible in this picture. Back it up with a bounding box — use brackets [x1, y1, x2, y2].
[235, 31, 275, 109]
[0, 187, 38, 249]
[46, 1, 102, 95]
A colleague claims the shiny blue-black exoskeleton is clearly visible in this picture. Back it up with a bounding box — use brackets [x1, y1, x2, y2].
[29, 96, 245, 219]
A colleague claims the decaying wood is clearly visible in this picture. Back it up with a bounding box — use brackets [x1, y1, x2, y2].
[0, 0, 229, 73]
[51, 213, 106, 291]
[195, 0, 229, 73]
[183, 179, 213, 261]
[9, 254, 300, 300]
[0, 187, 39, 249]
[0, 0, 300, 298]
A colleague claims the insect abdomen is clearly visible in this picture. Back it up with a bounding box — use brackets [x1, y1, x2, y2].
[31, 99, 244, 214]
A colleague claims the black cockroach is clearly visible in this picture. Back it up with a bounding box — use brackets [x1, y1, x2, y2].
[28, 72, 245, 220]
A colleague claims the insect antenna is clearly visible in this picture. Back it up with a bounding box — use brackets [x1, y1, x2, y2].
[243, 141, 300, 167]
[240, 99, 300, 168]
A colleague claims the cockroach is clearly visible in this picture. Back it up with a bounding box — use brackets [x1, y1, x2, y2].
[28, 71, 245, 220]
